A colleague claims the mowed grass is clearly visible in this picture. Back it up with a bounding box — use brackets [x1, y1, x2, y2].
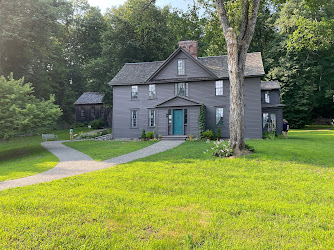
[0, 127, 91, 182]
[63, 140, 157, 161]
[0, 130, 334, 248]
[0, 136, 58, 182]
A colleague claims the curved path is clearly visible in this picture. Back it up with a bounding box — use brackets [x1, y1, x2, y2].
[0, 140, 184, 191]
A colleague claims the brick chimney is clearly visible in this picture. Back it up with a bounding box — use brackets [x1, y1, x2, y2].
[178, 40, 198, 58]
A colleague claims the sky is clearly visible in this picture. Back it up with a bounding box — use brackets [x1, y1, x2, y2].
[86, 0, 195, 13]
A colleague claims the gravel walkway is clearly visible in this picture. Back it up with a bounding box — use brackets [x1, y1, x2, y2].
[0, 140, 184, 191]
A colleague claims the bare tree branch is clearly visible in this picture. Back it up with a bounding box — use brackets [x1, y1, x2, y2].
[242, 0, 261, 50]
[214, 0, 230, 34]
[238, 0, 250, 43]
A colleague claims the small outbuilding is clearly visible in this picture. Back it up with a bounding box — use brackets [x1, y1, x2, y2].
[74, 92, 111, 127]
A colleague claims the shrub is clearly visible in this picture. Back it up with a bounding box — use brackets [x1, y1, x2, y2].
[146, 131, 154, 139]
[90, 118, 104, 129]
[245, 144, 255, 152]
[216, 128, 222, 139]
[210, 140, 233, 158]
[198, 103, 205, 138]
[202, 129, 214, 140]
[141, 129, 146, 139]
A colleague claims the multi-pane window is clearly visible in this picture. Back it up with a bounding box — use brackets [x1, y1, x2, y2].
[131, 85, 138, 99]
[216, 108, 224, 126]
[262, 112, 269, 128]
[148, 110, 155, 127]
[174, 82, 188, 96]
[177, 59, 185, 75]
[81, 109, 85, 119]
[215, 80, 223, 96]
[91, 107, 95, 117]
[131, 110, 137, 128]
[100, 106, 104, 116]
[265, 91, 270, 103]
[149, 84, 156, 99]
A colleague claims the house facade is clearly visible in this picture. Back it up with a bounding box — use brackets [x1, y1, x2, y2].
[109, 41, 283, 139]
[74, 92, 112, 127]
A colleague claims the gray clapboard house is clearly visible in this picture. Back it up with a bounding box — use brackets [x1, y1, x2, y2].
[109, 41, 283, 139]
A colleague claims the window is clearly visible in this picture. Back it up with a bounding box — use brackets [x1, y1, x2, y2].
[148, 110, 155, 127]
[91, 107, 95, 117]
[215, 80, 223, 95]
[184, 109, 188, 124]
[216, 108, 224, 126]
[262, 112, 269, 128]
[131, 110, 137, 128]
[100, 106, 104, 116]
[174, 82, 188, 96]
[177, 59, 185, 75]
[131, 85, 138, 99]
[265, 91, 270, 103]
[149, 84, 156, 99]
[81, 108, 85, 118]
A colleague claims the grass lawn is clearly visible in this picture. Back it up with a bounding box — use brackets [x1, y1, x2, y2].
[0, 127, 91, 182]
[63, 140, 157, 161]
[0, 130, 334, 248]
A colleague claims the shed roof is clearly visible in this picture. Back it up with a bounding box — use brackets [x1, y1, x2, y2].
[74, 92, 104, 105]
[261, 81, 281, 90]
[109, 52, 265, 86]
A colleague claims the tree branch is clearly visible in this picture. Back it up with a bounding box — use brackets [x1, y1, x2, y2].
[242, 0, 261, 49]
[214, 0, 230, 34]
[238, 0, 250, 42]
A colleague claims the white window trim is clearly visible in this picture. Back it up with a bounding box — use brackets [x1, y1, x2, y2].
[265, 91, 270, 103]
[148, 110, 156, 127]
[216, 108, 224, 126]
[131, 110, 138, 128]
[131, 85, 138, 99]
[215, 80, 224, 96]
[149, 84, 156, 99]
[177, 59, 185, 75]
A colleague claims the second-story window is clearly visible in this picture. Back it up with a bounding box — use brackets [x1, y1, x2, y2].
[174, 82, 188, 96]
[149, 84, 156, 99]
[265, 91, 270, 103]
[131, 85, 138, 99]
[177, 59, 185, 75]
[215, 80, 223, 95]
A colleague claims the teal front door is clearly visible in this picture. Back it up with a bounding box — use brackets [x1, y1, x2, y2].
[173, 109, 183, 135]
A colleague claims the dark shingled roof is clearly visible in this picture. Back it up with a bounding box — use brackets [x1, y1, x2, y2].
[109, 52, 265, 86]
[74, 92, 104, 105]
[261, 81, 280, 90]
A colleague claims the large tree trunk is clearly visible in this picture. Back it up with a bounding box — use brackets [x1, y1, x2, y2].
[225, 28, 246, 155]
[214, 0, 260, 156]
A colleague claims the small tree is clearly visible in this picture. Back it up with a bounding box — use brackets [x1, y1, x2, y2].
[0, 74, 62, 139]
[198, 103, 205, 138]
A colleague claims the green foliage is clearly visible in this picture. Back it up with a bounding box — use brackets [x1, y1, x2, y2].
[210, 139, 234, 158]
[216, 128, 222, 139]
[245, 144, 255, 152]
[141, 129, 146, 139]
[146, 131, 154, 139]
[90, 118, 104, 129]
[0, 75, 62, 139]
[202, 129, 214, 140]
[198, 103, 206, 138]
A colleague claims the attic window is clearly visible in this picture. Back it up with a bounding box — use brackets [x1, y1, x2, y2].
[177, 59, 185, 75]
